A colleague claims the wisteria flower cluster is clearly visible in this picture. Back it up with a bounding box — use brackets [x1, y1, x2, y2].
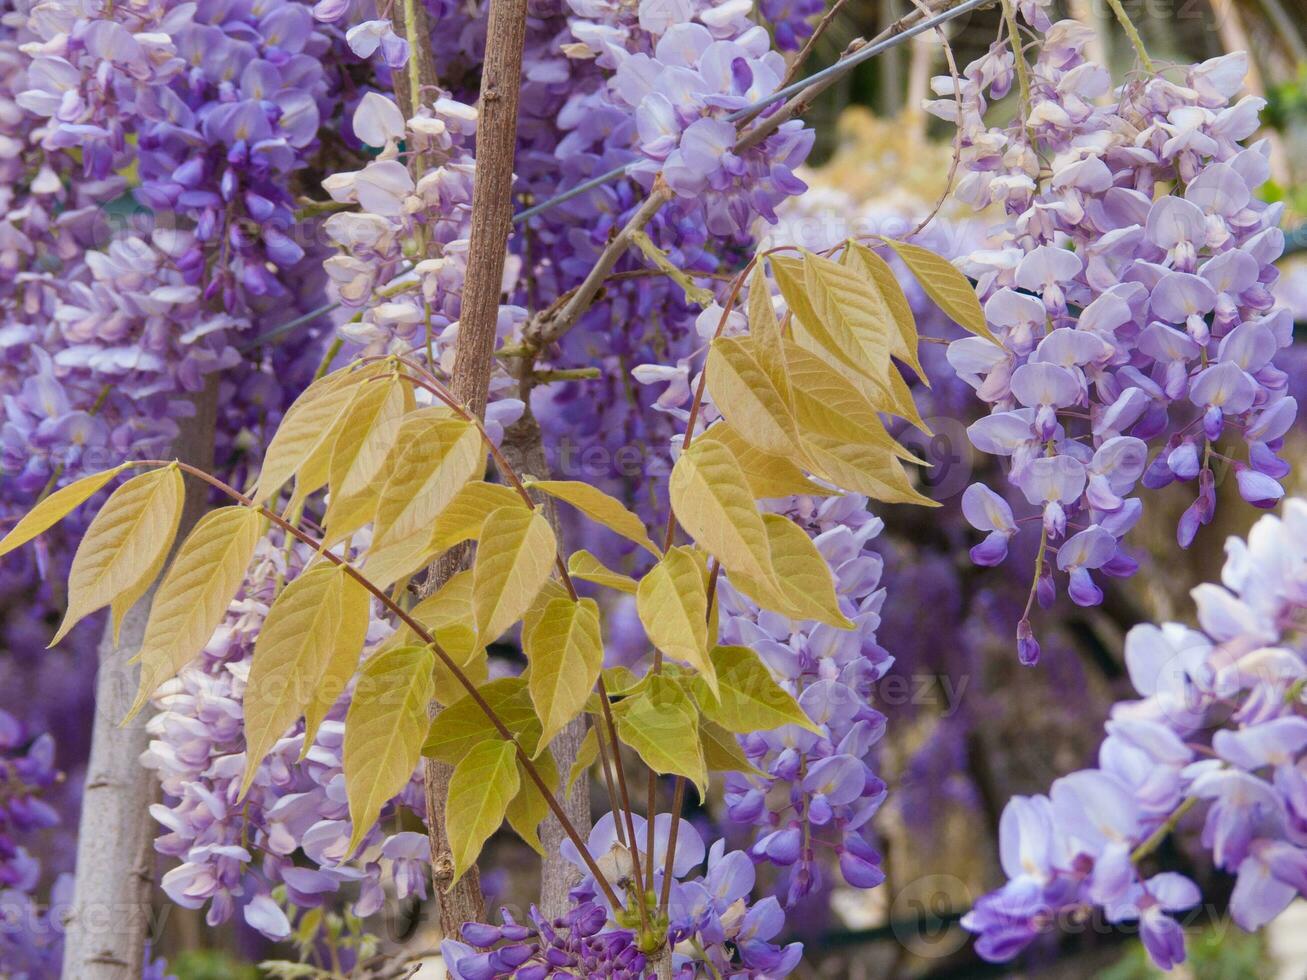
[2, 0, 336, 513]
[965, 496, 1307, 970]
[932, 16, 1298, 662]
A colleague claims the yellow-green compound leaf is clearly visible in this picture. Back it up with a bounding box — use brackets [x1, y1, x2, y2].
[695, 645, 822, 736]
[802, 432, 938, 507]
[302, 571, 371, 758]
[877, 237, 999, 345]
[253, 363, 376, 506]
[53, 466, 185, 646]
[782, 342, 924, 464]
[243, 565, 369, 788]
[614, 675, 706, 800]
[704, 336, 802, 457]
[428, 482, 525, 554]
[701, 719, 766, 777]
[568, 550, 637, 594]
[506, 749, 557, 855]
[126, 506, 262, 718]
[472, 506, 556, 644]
[526, 480, 660, 557]
[447, 739, 519, 885]
[669, 438, 776, 590]
[727, 514, 853, 629]
[697, 425, 834, 500]
[844, 242, 926, 382]
[524, 597, 603, 753]
[366, 414, 485, 589]
[0, 465, 126, 559]
[321, 376, 411, 543]
[344, 644, 435, 854]
[567, 725, 599, 795]
[636, 546, 716, 697]
[424, 676, 541, 762]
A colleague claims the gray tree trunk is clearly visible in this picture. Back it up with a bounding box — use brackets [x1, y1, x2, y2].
[59, 383, 218, 980]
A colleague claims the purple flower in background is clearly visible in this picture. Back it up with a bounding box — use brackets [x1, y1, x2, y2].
[967, 496, 1307, 969]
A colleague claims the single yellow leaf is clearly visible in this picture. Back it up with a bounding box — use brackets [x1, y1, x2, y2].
[0, 465, 126, 559]
[447, 739, 519, 885]
[801, 432, 939, 507]
[253, 363, 380, 506]
[704, 336, 803, 456]
[53, 466, 185, 646]
[613, 675, 706, 800]
[524, 597, 604, 753]
[302, 571, 371, 757]
[432, 647, 489, 706]
[506, 749, 557, 855]
[568, 550, 638, 594]
[126, 506, 263, 718]
[423, 676, 541, 762]
[843, 242, 927, 382]
[472, 506, 556, 643]
[636, 546, 716, 697]
[700, 719, 767, 777]
[695, 645, 821, 735]
[803, 249, 896, 385]
[428, 482, 525, 555]
[877, 237, 999, 344]
[782, 341, 925, 464]
[320, 376, 412, 543]
[242, 565, 346, 796]
[526, 480, 660, 557]
[697, 425, 835, 499]
[669, 439, 778, 592]
[727, 514, 853, 628]
[343, 644, 435, 854]
[567, 725, 599, 795]
[408, 568, 476, 634]
[366, 413, 485, 588]
[746, 265, 786, 374]
[521, 579, 571, 643]
[771, 254, 872, 384]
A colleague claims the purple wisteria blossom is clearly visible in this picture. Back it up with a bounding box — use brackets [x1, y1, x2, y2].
[929, 14, 1297, 660]
[966, 496, 1307, 969]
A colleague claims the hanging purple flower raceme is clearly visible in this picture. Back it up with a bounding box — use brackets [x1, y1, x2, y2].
[928, 16, 1298, 662]
[2, 0, 339, 511]
[965, 496, 1307, 970]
